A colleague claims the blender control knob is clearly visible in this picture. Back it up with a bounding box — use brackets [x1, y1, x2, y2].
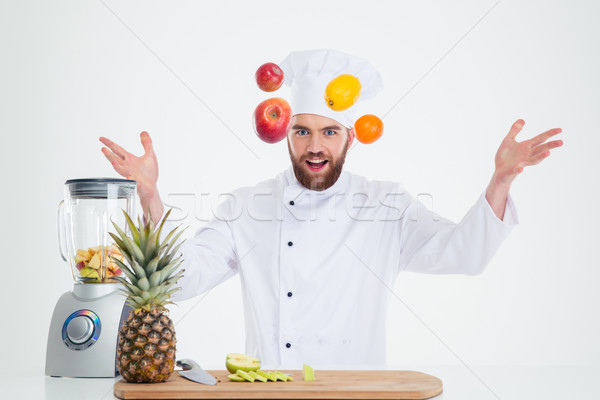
[66, 316, 94, 344]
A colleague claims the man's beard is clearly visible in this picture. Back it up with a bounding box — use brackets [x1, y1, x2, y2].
[287, 137, 349, 191]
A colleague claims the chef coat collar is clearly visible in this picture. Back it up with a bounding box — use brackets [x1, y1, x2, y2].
[284, 165, 350, 196]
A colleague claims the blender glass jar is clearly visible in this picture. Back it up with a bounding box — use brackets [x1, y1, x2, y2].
[58, 178, 136, 283]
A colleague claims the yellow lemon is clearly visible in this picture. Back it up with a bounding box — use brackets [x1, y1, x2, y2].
[325, 74, 362, 111]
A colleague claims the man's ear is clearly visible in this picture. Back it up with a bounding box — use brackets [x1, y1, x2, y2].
[348, 127, 355, 148]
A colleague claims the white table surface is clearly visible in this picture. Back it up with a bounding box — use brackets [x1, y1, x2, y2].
[3, 365, 598, 400]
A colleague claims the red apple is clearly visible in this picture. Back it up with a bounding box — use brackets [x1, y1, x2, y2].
[255, 62, 284, 92]
[76, 261, 85, 271]
[253, 98, 292, 144]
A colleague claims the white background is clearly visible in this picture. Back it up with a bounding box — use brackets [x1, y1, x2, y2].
[1, 0, 598, 377]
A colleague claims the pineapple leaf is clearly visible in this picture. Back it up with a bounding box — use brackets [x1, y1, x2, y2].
[123, 235, 145, 264]
[145, 258, 159, 277]
[108, 233, 135, 266]
[108, 232, 126, 253]
[125, 283, 142, 296]
[137, 277, 150, 291]
[157, 256, 181, 275]
[158, 261, 180, 282]
[161, 224, 181, 249]
[156, 293, 169, 303]
[165, 287, 181, 297]
[144, 228, 158, 261]
[165, 228, 186, 254]
[162, 271, 184, 289]
[143, 213, 153, 244]
[155, 209, 173, 246]
[149, 285, 162, 298]
[120, 268, 138, 286]
[111, 221, 131, 244]
[122, 210, 140, 246]
[158, 242, 184, 270]
[112, 208, 184, 309]
[130, 259, 146, 279]
[111, 257, 135, 276]
[139, 220, 148, 253]
[113, 276, 128, 286]
[148, 270, 161, 287]
[166, 270, 185, 286]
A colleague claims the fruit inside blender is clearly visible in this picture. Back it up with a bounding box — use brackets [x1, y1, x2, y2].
[74, 244, 124, 283]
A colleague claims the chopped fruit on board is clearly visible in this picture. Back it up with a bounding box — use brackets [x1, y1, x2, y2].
[227, 369, 294, 382]
[228, 374, 246, 382]
[225, 352, 299, 382]
[275, 371, 294, 381]
[256, 370, 277, 381]
[303, 364, 315, 381]
[236, 370, 255, 382]
[249, 371, 267, 382]
[226, 353, 261, 374]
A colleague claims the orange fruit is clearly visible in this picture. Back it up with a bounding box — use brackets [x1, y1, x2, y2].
[354, 114, 383, 144]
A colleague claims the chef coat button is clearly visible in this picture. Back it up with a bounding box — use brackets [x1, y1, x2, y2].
[285, 342, 291, 348]
[288, 241, 293, 247]
[289, 200, 295, 206]
[287, 292, 293, 297]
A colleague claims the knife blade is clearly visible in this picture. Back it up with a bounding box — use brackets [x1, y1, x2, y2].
[176, 359, 217, 385]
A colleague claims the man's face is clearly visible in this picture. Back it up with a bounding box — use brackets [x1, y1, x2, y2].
[287, 114, 355, 191]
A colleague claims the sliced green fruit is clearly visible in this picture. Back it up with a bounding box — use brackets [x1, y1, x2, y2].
[272, 371, 287, 382]
[257, 370, 277, 381]
[303, 364, 315, 381]
[236, 370, 254, 382]
[272, 371, 290, 382]
[248, 371, 267, 382]
[228, 374, 246, 382]
[226, 352, 261, 374]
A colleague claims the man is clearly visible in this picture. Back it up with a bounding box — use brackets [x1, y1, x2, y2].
[99, 50, 562, 368]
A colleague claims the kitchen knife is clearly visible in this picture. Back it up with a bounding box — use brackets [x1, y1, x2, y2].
[176, 359, 218, 385]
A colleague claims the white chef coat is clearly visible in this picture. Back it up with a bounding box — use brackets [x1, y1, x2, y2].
[170, 166, 518, 368]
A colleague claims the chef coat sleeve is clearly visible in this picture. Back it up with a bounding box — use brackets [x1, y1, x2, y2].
[157, 202, 240, 302]
[397, 191, 518, 276]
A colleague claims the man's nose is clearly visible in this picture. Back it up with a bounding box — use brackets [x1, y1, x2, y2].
[306, 133, 325, 154]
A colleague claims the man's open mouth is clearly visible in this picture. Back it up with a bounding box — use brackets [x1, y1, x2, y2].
[305, 159, 328, 171]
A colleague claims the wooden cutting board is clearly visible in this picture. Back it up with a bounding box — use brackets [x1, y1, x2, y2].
[114, 370, 443, 399]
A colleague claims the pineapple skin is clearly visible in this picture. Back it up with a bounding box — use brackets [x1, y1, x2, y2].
[117, 307, 176, 383]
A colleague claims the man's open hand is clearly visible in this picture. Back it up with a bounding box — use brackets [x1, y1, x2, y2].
[486, 119, 563, 220]
[492, 119, 563, 187]
[99, 132, 164, 223]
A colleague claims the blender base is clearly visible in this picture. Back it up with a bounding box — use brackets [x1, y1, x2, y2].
[45, 283, 128, 378]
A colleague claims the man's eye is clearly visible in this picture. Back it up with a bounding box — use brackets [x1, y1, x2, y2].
[297, 129, 308, 135]
[325, 130, 336, 136]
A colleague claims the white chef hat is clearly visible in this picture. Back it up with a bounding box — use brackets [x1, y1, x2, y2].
[280, 49, 384, 129]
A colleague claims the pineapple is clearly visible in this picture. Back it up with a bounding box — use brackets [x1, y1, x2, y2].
[109, 209, 185, 383]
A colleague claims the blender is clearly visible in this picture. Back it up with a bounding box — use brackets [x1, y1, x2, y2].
[45, 178, 136, 378]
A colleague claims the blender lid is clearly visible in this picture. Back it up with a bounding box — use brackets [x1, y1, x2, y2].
[65, 178, 136, 199]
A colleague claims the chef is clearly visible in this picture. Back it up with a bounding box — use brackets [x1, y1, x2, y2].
[99, 49, 563, 368]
